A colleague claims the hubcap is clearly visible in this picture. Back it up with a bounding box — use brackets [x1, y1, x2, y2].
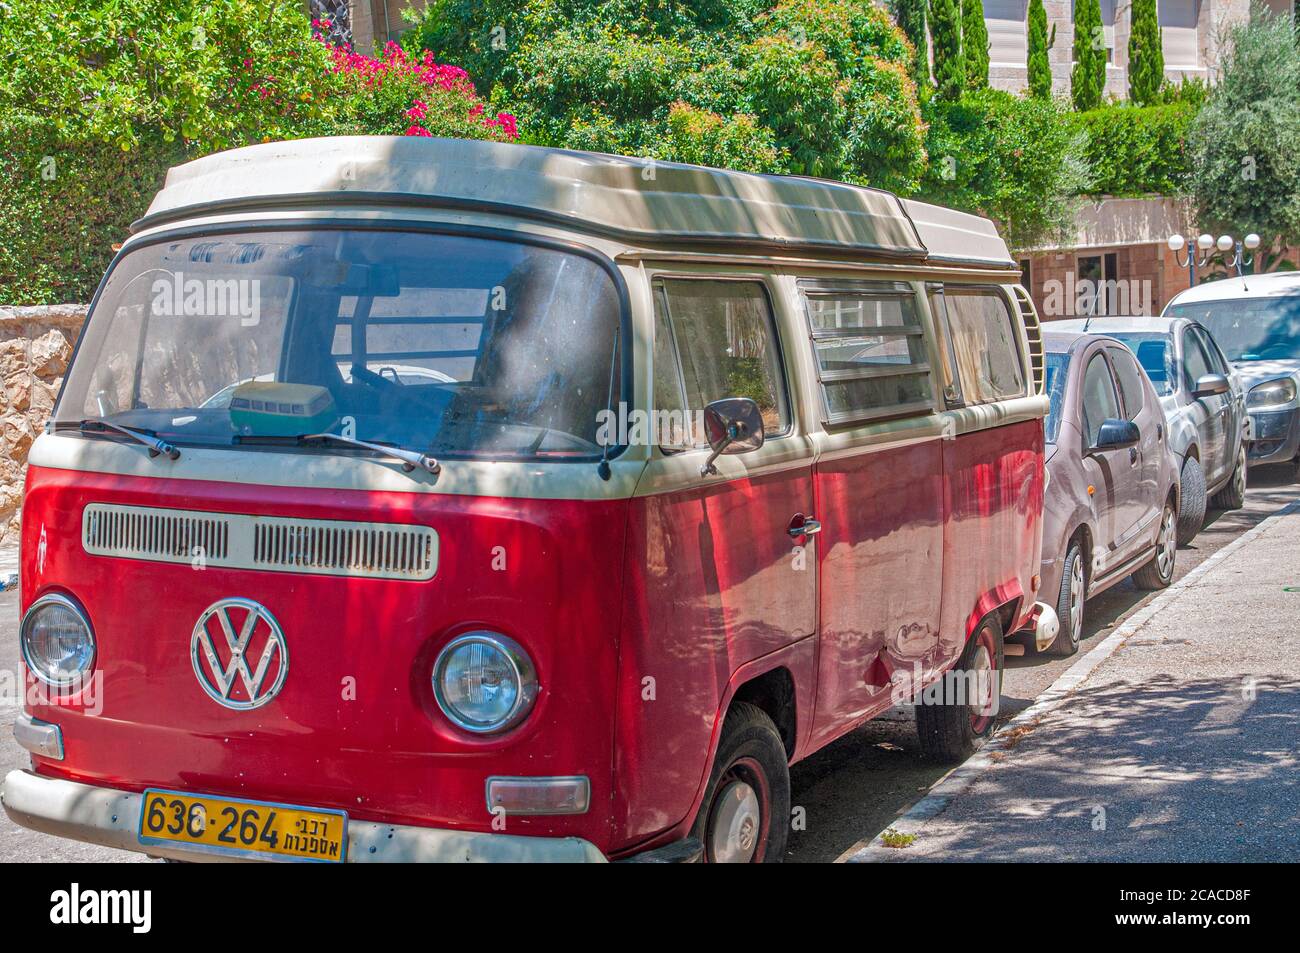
[708, 780, 762, 863]
[968, 629, 998, 734]
[1068, 558, 1085, 640]
[1157, 506, 1176, 577]
[1236, 452, 1247, 497]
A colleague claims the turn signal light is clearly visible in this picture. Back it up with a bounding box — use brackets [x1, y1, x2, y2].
[486, 776, 590, 816]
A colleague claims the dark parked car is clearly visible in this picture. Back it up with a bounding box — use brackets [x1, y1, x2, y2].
[1038, 330, 1181, 655]
[1052, 317, 1247, 545]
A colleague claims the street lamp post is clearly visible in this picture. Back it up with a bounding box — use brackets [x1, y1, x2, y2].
[1168, 232, 1261, 287]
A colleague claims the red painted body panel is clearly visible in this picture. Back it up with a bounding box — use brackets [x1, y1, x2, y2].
[612, 465, 816, 848]
[809, 438, 946, 749]
[20, 465, 630, 850]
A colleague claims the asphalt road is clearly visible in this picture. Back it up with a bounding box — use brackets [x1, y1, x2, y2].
[0, 464, 1296, 862]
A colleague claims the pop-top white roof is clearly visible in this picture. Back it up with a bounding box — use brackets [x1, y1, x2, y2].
[1166, 271, 1300, 306]
[136, 136, 1015, 268]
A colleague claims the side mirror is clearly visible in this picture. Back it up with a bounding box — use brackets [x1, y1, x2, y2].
[700, 397, 765, 476]
[1091, 418, 1140, 452]
[1192, 373, 1230, 399]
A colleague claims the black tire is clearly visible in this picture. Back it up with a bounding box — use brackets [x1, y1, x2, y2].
[1133, 497, 1177, 590]
[1210, 445, 1247, 510]
[1049, 542, 1085, 657]
[690, 702, 790, 863]
[915, 616, 1004, 763]
[1176, 456, 1207, 546]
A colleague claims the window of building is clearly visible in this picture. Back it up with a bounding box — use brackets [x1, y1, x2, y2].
[985, 0, 1029, 65]
[1159, 0, 1201, 68]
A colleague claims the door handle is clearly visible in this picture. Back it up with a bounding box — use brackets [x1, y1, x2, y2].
[788, 518, 823, 538]
[1129, 447, 1138, 465]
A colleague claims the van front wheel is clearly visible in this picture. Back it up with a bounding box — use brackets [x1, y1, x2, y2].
[691, 702, 790, 863]
[915, 617, 1004, 764]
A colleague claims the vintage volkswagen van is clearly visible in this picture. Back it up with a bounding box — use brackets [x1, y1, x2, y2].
[2, 137, 1052, 863]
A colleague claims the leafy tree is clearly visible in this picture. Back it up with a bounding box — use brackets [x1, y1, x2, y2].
[1128, 0, 1164, 105]
[1071, 0, 1106, 110]
[961, 0, 990, 90]
[889, 0, 930, 90]
[404, 0, 929, 192]
[919, 88, 1091, 251]
[929, 0, 965, 99]
[1027, 0, 1055, 99]
[1187, 6, 1300, 264]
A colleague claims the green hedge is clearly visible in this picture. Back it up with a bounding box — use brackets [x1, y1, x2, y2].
[1069, 102, 1195, 197]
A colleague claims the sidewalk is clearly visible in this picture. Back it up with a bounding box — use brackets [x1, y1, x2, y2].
[850, 502, 1300, 862]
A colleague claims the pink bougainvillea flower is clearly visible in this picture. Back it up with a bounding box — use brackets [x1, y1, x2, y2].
[405, 125, 434, 137]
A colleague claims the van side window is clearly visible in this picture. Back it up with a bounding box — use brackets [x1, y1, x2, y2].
[798, 280, 933, 424]
[1082, 353, 1121, 446]
[652, 284, 691, 449]
[653, 278, 790, 442]
[1109, 347, 1147, 420]
[939, 287, 1026, 404]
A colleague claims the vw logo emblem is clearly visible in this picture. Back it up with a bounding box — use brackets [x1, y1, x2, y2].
[191, 598, 288, 710]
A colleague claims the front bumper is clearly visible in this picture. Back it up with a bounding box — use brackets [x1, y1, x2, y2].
[1, 769, 607, 863]
[1247, 408, 1300, 465]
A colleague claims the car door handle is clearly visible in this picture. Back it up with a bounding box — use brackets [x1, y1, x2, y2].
[1129, 447, 1138, 465]
[789, 518, 822, 538]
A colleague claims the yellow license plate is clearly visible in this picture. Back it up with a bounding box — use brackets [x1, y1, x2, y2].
[138, 789, 347, 862]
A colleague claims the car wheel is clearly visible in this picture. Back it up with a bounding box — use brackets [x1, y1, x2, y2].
[1133, 498, 1177, 590]
[916, 616, 1004, 763]
[1210, 445, 1247, 510]
[690, 702, 789, 863]
[1049, 542, 1084, 657]
[1176, 456, 1207, 546]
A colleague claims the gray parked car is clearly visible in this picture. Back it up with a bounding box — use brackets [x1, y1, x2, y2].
[1039, 330, 1181, 656]
[1051, 317, 1248, 545]
[1164, 272, 1300, 475]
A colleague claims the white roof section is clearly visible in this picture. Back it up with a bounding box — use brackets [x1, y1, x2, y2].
[1165, 271, 1300, 306]
[1048, 317, 1180, 334]
[136, 136, 1015, 268]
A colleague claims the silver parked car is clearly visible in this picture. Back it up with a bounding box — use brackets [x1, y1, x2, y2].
[1051, 317, 1248, 545]
[1164, 272, 1300, 476]
[1039, 331, 1180, 655]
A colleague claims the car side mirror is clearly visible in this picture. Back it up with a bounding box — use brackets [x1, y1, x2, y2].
[1192, 373, 1230, 399]
[1091, 418, 1140, 452]
[700, 397, 765, 476]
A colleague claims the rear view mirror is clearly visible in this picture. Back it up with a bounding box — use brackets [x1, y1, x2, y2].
[1092, 418, 1140, 452]
[1192, 373, 1230, 399]
[700, 398, 765, 475]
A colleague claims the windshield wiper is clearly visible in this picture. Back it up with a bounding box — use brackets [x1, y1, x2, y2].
[298, 432, 441, 475]
[56, 418, 181, 460]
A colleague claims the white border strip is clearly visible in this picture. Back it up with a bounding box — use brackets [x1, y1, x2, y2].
[841, 498, 1300, 863]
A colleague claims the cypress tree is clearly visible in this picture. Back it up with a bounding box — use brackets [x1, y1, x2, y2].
[1128, 0, 1164, 104]
[891, 0, 931, 90]
[962, 0, 990, 89]
[1027, 0, 1055, 99]
[1071, 0, 1107, 110]
[930, 0, 965, 99]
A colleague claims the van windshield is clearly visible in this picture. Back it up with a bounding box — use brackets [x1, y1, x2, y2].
[1166, 296, 1300, 363]
[56, 229, 623, 461]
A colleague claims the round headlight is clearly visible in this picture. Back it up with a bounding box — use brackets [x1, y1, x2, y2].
[21, 593, 95, 689]
[1247, 378, 1298, 409]
[432, 632, 537, 733]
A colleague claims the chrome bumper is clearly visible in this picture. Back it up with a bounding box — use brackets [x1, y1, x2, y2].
[0, 769, 607, 863]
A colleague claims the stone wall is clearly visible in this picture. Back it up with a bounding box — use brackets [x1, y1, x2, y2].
[0, 305, 86, 544]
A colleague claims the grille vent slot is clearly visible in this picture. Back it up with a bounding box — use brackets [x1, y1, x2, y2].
[82, 504, 437, 581]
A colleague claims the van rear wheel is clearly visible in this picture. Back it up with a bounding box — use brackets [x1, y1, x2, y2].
[915, 617, 1004, 764]
[691, 702, 790, 863]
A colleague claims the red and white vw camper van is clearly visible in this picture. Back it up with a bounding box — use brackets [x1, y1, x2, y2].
[3, 137, 1053, 862]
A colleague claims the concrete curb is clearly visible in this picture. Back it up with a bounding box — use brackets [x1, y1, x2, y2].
[840, 498, 1300, 863]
